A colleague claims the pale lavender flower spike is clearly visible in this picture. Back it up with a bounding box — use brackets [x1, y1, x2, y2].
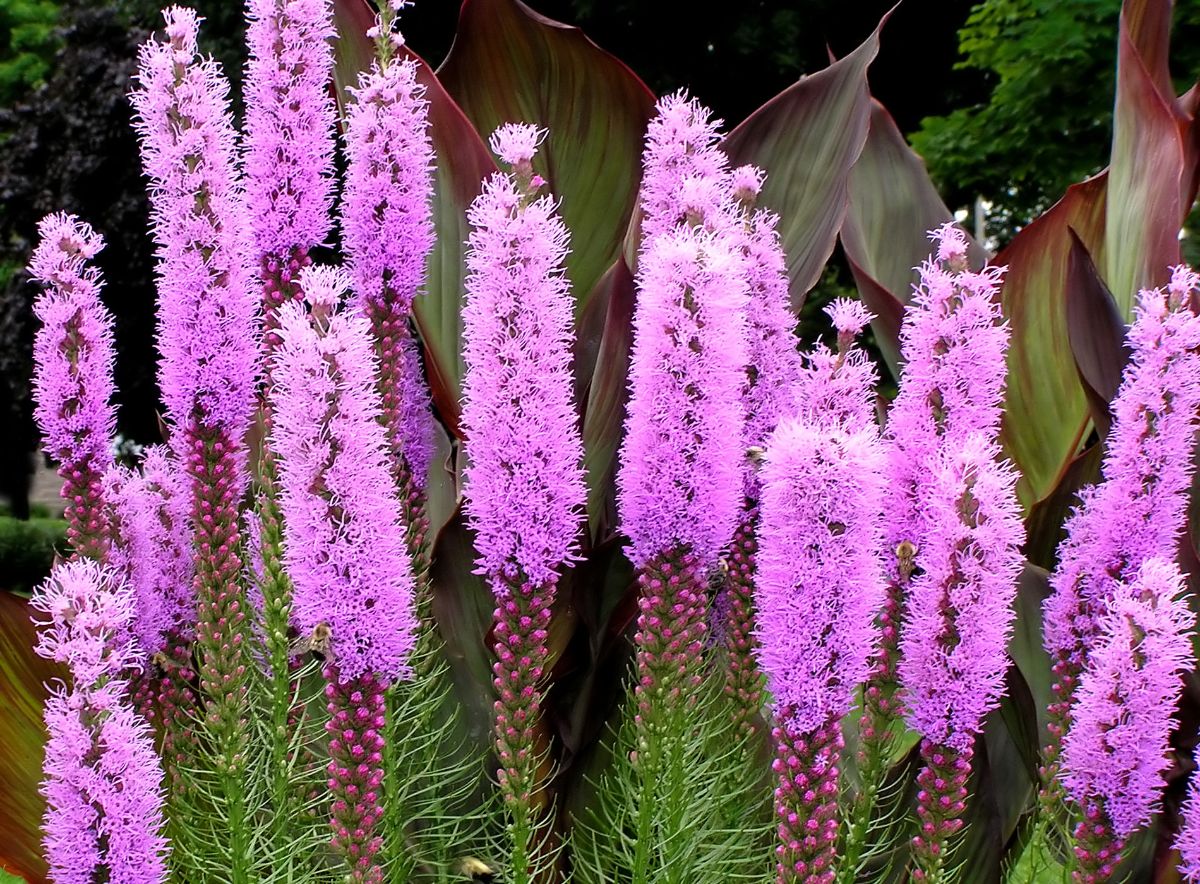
[271, 270, 418, 684]
[755, 417, 886, 734]
[29, 213, 118, 557]
[106, 447, 195, 657]
[1062, 558, 1194, 839]
[741, 206, 803, 464]
[461, 126, 586, 586]
[33, 560, 169, 884]
[899, 433, 1025, 750]
[1178, 741, 1200, 881]
[1044, 266, 1200, 680]
[792, 298, 879, 435]
[130, 5, 260, 444]
[618, 224, 749, 569]
[244, 0, 338, 260]
[639, 90, 731, 238]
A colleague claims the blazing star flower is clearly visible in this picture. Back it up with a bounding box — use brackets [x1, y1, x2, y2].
[341, 49, 436, 495]
[618, 224, 749, 569]
[899, 434, 1025, 751]
[33, 560, 169, 884]
[1044, 267, 1200, 681]
[755, 418, 886, 734]
[639, 90, 733, 238]
[105, 447, 194, 657]
[741, 208, 803, 459]
[29, 213, 118, 558]
[461, 139, 586, 587]
[884, 226, 1009, 559]
[130, 6, 260, 445]
[244, 0, 337, 261]
[342, 53, 434, 318]
[270, 272, 418, 685]
[1177, 742, 1200, 882]
[793, 297, 878, 434]
[1061, 558, 1194, 839]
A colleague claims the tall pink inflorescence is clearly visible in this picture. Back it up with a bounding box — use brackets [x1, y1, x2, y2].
[341, 41, 437, 542]
[106, 446, 195, 659]
[461, 122, 586, 862]
[271, 266, 418, 882]
[28, 212, 117, 561]
[244, 0, 337, 343]
[1042, 266, 1200, 796]
[130, 9, 261, 846]
[1061, 559, 1194, 882]
[755, 418, 886, 884]
[1176, 742, 1200, 882]
[33, 559, 169, 884]
[721, 181, 804, 740]
[899, 434, 1025, 881]
[875, 224, 1007, 726]
[639, 90, 731, 239]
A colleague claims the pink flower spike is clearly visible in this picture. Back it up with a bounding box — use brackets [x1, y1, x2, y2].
[461, 158, 585, 587]
[489, 122, 546, 167]
[618, 223, 749, 569]
[244, 0, 338, 260]
[270, 299, 418, 684]
[1062, 558, 1194, 839]
[754, 417, 886, 734]
[931, 221, 969, 267]
[28, 213, 117, 558]
[899, 434, 1025, 751]
[130, 5, 260, 443]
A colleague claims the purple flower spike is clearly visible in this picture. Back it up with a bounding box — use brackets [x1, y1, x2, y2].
[106, 447, 195, 657]
[131, 6, 260, 445]
[1177, 742, 1200, 882]
[741, 207, 804, 462]
[1044, 268, 1200, 678]
[341, 48, 436, 511]
[755, 418, 886, 735]
[29, 212, 117, 559]
[462, 124, 584, 837]
[244, 0, 337, 262]
[793, 298, 879, 435]
[461, 139, 585, 588]
[131, 7, 260, 787]
[639, 91, 731, 238]
[1042, 267, 1200, 798]
[755, 417, 885, 884]
[271, 282, 418, 685]
[1062, 559, 1193, 845]
[899, 434, 1024, 750]
[618, 224, 749, 570]
[33, 560, 169, 884]
[342, 53, 434, 319]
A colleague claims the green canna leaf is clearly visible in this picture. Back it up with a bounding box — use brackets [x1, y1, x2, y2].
[436, 0, 656, 320]
[0, 591, 61, 884]
[723, 15, 885, 310]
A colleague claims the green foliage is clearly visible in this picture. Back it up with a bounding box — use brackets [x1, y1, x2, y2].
[572, 670, 772, 883]
[0, 0, 58, 105]
[911, 0, 1200, 242]
[0, 516, 65, 593]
